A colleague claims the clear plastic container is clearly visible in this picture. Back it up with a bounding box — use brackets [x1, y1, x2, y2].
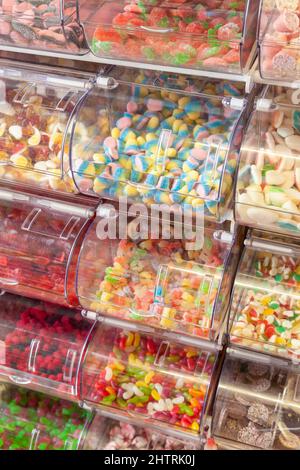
[0, 188, 94, 306]
[81, 320, 218, 434]
[0, 61, 93, 193]
[0, 0, 87, 54]
[71, 69, 248, 221]
[211, 348, 300, 450]
[0, 292, 96, 398]
[0, 382, 93, 450]
[235, 85, 300, 237]
[79, 0, 258, 73]
[83, 412, 200, 449]
[77, 214, 242, 341]
[229, 230, 300, 360]
[258, 0, 300, 82]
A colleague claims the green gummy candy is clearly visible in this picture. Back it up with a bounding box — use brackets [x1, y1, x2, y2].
[38, 443, 48, 450]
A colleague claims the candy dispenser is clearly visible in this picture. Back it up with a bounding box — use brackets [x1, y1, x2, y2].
[0, 187, 95, 306]
[0, 60, 94, 194]
[81, 319, 218, 435]
[76, 212, 242, 341]
[83, 412, 201, 449]
[71, 68, 248, 222]
[0, 292, 96, 398]
[258, 0, 300, 81]
[228, 229, 300, 360]
[0, 382, 93, 450]
[211, 348, 300, 450]
[79, 0, 258, 74]
[235, 85, 300, 237]
[0, 0, 87, 54]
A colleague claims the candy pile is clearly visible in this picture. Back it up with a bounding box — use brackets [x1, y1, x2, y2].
[83, 234, 226, 337]
[260, 0, 300, 79]
[0, 0, 85, 53]
[231, 253, 300, 357]
[0, 384, 91, 450]
[99, 421, 198, 450]
[0, 78, 76, 192]
[237, 87, 300, 235]
[89, 0, 249, 72]
[74, 73, 242, 216]
[0, 296, 91, 393]
[215, 357, 300, 450]
[0, 200, 80, 306]
[82, 327, 216, 432]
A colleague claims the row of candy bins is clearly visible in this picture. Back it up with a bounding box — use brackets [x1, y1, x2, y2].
[258, 0, 300, 81]
[72, 68, 250, 222]
[0, 292, 96, 400]
[236, 84, 300, 237]
[77, 211, 244, 341]
[80, 318, 219, 435]
[229, 229, 300, 361]
[79, 0, 258, 73]
[211, 347, 300, 450]
[0, 0, 87, 54]
[0, 381, 93, 450]
[0, 186, 96, 307]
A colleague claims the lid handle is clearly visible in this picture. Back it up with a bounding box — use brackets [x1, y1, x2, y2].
[63, 349, 77, 383]
[29, 429, 40, 450]
[140, 25, 174, 33]
[28, 339, 40, 373]
[0, 277, 19, 286]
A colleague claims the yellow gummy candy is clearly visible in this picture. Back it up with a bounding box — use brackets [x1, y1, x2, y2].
[151, 389, 160, 401]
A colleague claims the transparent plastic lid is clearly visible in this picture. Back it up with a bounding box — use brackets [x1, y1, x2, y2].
[258, 0, 300, 81]
[0, 382, 93, 450]
[77, 214, 240, 341]
[79, 0, 258, 73]
[236, 85, 300, 237]
[81, 321, 217, 434]
[212, 349, 300, 450]
[229, 230, 300, 360]
[0, 0, 86, 54]
[0, 292, 96, 398]
[0, 61, 92, 194]
[71, 69, 246, 222]
[83, 412, 200, 450]
[0, 188, 94, 306]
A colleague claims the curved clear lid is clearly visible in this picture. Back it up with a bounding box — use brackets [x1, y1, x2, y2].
[0, 292, 96, 398]
[0, 187, 94, 307]
[83, 412, 200, 450]
[236, 85, 300, 237]
[77, 212, 240, 341]
[71, 68, 247, 222]
[79, 0, 257, 73]
[81, 319, 218, 434]
[229, 229, 300, 360]
[0, 0, 86, 54]
[0, 382, 93, 450]
[0, 60, 93, 194]
[258, 0, 300, 81]
[212, 348, 300, 450]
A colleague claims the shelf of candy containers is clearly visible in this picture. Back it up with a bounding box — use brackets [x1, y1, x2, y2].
[258, 0, 300, 83]
[0, 381, 95, 450]
[227, 229, 300, 361]
[0, 0, 87, 55]
[211, 346, 300, 450]
[79, 315, 220, 436]
[0, 185, 97, 307]
[78, 0, 259, 76]
[82, 409, 201, 450]
[70, 66, 254, 223]
[0, 291, 97, 399]
[76, 208, 244, 342]
[235, 84, 300, 237]
[0, 59, 99, 194]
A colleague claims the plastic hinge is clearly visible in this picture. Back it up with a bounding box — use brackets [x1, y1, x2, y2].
[96, 76, 119, 90]
[36, 199, 95, 218]
[0, 189, 29, 203]
[213, 230, 234, 245]
[244, 237, 299, 256]
[255, 98, 273, 111]
[227, 346, 291, 367]
[223, 97, 245, 111]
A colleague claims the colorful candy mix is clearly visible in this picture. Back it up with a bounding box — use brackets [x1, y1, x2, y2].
[82, 326, 216, 432]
